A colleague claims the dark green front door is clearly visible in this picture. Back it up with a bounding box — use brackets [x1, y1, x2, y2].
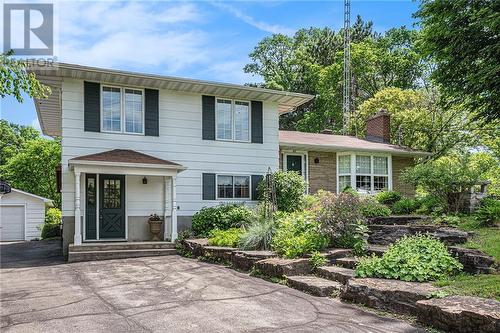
[99, 175, 125, 239]
[286, 155, 303, 175]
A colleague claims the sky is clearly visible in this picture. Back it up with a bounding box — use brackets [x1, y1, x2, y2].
[1, 0, 420, 131]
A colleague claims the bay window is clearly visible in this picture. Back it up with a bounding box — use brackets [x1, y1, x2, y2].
[216, 98, 250, 142]
[337, 153, 391, 193]
[217, 175, 250, 199]
[102, 86, 144, 134]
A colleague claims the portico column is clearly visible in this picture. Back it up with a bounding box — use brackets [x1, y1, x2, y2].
[171, 174, 178, 241]
[163, 176, 169, 241]
[74, 171, 82, 245]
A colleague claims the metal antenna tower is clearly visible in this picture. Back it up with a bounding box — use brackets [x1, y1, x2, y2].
[343, 0, 351, 134]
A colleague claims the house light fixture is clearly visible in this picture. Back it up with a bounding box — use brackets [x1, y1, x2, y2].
[142, 177, 148, 184]
[314, 157, 320, 164]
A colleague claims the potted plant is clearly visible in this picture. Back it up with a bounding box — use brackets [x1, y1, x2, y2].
[148, 214, 163, 241]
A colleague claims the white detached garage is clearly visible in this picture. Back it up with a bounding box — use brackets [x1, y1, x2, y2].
[0, 189, 53, 241]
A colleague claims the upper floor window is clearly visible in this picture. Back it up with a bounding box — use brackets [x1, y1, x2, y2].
[337, 153, 391, 193]
[102, 86, 144, 134]
[216, 98, 250, 142]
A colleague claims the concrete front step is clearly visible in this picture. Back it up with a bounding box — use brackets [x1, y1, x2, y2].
[69, 241, 175, 252]
[68, 248, 177, 262]
[316, 266, 355, 284]
[286, 275, 342, 297]
[331, 257, 359, 269]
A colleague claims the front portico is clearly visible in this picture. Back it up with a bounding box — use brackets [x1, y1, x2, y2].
[68, 149, 186, 245]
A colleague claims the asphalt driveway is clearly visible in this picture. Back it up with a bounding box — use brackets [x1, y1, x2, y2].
[0, 241, 424, 332]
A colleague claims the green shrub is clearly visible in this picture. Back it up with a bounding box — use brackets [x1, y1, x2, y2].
[391, 198, 420, 215]
[310, 251, 327, 269]
[341, 186, 359, 196]
[207, 228, 244, 247]
[239, 207, 276, 250]
[475, 198, 500, 226]
[301, 194, 319, 210]
[258, 170, 306, 212]
[41, 223, 60, 239]
[433, 215, 461, 226]
[375, 191, 403, 205]
[416, 195, 447, 215]
[333, 220, 369, 256]
[272, 211, 329, 258]
[360, 198, 391, 218]
[191, 205, 253, 237]
[356, 235, 463, 282]
[176, 229, 194, 242]
[45, 208, 61, 224]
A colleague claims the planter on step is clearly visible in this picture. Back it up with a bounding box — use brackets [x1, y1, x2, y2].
[148, 214, 163, 241]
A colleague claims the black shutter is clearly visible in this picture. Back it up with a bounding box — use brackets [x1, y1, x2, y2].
[202, 95, 216, 140]
[251, 175, 264, 200]
[145, 89, 159, 136]
[84, 81, 100, 132]
[202, 173, 216, 200]
[251, 101, 263, 143]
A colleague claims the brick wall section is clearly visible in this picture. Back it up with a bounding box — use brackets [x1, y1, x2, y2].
[366, 112, 390, 143]
[308, 151, 336, 194]
[392, 156, 416, 197]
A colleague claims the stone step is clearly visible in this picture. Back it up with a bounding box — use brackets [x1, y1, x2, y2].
[448, 246, 497, 274]
[366, 215, 429, 225]
[368, 224, 468, 245]
[331, 257, 359, 269]
[69, 241, 175, 252]
[366, 245, 388, 256]
[319, 248, 353, 263]
[340, 278, 441, 316]
[231, 250, 276, 271]
[68, 248, 177, 262]
[286, 275, 342, 297]
[416, 296, 500, 333]
[254, 258, 312, 278]
[316, 266, 355, 284]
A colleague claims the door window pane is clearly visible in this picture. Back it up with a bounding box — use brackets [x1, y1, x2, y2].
[286, 155, 303, 175]
[87, 177, 96, 206]
[234, 176, 250, 198]
[374, 176, 388, 191]
[338, 155, 351, 174]
[373, 156, 388, 175]
[103, 179, 121, 208]
[356, 155, 371, 174]
[217, 175, 233, 198]
[356, 175, 371, 192]
[216, 99, 232, 140]
[339, 175, 351, 192]
[234, 101, 249, 141]
[103, 87, 121, 132]
[124, 89, 143, 134]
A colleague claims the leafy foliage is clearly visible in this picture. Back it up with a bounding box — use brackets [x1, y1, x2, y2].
[356, 235, 463, 282]
[402, 152, 494, 212]
[474, 198, 500, 227]
[258, 170, 306, 212]
[416, 0, 500, 123]
[309, 251, 327, 270]
[360, 197, 391, 218]
[1, 137, 61, 207]
[191, 205, 253, 237]
[415, 195, 446, 215]
[44, 208, 61, 225]
[272, 211, 329, 258]
[207, 228, 244, 248]
[0, 51, 51, 102]
[41, 223, 61, 239]
[0, 120, 40, 166]
[333, 220, 369, 256]
[391, 198, 420, 215]
[239, 206, 277, 250]
[375, 191, 403, 206]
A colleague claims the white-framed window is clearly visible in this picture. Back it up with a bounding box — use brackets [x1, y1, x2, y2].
[102, 86, 144, 134]
[216, 98, 250, 142]
[337, 153, 391, 193]
[217, 175, 250, 199]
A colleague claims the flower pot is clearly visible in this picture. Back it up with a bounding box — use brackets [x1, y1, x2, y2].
[148, 219, 163, 241]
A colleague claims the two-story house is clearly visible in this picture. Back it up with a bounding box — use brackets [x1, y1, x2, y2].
[32, 63, 313, 256]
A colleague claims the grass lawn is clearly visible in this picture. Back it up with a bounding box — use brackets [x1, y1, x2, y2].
[434, 274, 500, 301]
[454, 216, 500, 261]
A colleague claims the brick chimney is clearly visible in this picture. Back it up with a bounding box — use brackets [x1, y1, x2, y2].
[365, 109, 391, 143]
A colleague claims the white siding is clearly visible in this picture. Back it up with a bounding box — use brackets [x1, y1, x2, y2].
[61, 78, 279, 217]
[0, 191, 46, 240]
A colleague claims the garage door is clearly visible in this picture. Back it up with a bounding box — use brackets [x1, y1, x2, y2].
[0, 205, 25, 241]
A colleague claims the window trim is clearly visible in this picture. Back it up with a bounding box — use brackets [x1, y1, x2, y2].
[215, 174, 251, 200]
[101, 85, 145, 135]
[215, 97, 252, 143]
[336, 152, 392, 194]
